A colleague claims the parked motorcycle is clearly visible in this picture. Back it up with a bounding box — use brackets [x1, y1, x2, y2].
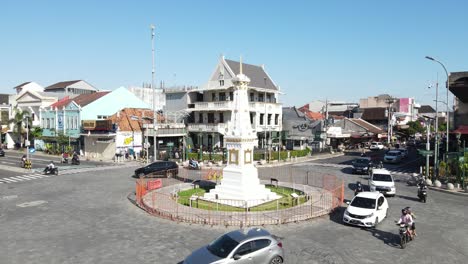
[44, 167, 59, 175]
[354, 181, 364, 196]
[397, 223, 414, 249]
[188, 159, 201, 170]
[417, 184, 427, 203]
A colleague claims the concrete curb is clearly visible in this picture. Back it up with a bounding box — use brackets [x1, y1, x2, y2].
[255, 152, 345, 168]
[427, 186, 468, 197]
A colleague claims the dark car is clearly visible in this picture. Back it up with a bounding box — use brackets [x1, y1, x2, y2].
[191, 180, 217, 191]
[352, 157, 373, 174]
[0, 148, 5, 157]
[134, 161, 178, 178]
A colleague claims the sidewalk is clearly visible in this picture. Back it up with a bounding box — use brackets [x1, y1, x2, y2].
[255, 151, 345, 168]
[187, 151, 345, 170]
[427, 185, 468, 197]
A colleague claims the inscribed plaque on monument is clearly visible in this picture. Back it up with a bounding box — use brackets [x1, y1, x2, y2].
[244, 150, 252, 164]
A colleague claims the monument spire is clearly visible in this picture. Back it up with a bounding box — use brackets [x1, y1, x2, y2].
[203, 56, 280, 206]
[240, 56, 243, 75]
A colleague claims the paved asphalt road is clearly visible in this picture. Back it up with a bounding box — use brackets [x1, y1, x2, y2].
[0, 154, 466, 264]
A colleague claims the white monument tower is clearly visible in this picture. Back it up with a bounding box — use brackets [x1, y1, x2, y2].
[204, 58, 280, 207]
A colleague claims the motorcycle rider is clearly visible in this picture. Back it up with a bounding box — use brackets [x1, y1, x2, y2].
[45, 161, 55, 173]
[396, 208, 415, 239]
[61, 152, 69, 163]
[404, 206, 417, 236]
[72, 151, 79, 163]
[21, 154, 27, 167]
[354, 181, 363, 196]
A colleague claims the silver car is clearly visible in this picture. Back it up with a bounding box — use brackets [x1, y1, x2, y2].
[183, 228, 284, 264]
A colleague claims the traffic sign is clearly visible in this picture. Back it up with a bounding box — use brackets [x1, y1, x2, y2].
[418, 149, 433, 156]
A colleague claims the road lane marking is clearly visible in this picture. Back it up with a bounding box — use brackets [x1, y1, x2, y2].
[1, 195, 18, 200]
[1, 178, 20, 183]
[17, 200, 48, 208]
[7, 176, 28, 181]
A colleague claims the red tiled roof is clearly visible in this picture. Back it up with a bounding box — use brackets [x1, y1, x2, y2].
[306, 111, 324, 120]
[297, 106, 324, 120]
[108, 108, 164, 132]
[72, 91, 110, 107]
[45, 80, 81, 90]
[49, 96, 71, 109]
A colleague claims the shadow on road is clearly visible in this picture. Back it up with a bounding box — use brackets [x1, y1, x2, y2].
[364, 226, 401, 248]
[395, 194, 420, 202]
[329, 206, 346, 225]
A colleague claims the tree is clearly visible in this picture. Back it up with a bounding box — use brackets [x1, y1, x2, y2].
[406, 121, 425, 136]
[30, 127, 43, 139]
[8, 108, 31, 147]
[438, 122, 447, 133]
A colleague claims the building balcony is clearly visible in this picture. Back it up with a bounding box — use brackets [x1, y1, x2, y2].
[188, 122, 281, 134]
[190, 101, 282, 113]
[249, 102, 282, 113]
[188, 122, 229, 134]
[192, 101, 233, 111]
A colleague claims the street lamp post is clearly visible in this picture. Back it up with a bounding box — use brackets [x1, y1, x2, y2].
[151, 24, 157, 162]
[25, 116, 30, 161]
[425, 56, 450, 161]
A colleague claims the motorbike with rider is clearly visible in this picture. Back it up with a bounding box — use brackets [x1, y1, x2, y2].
[188, 158, 200, 170]
[354, 181, 364, 196]
[417, 178, 428, 203]
[395, 207, 416, 248]
[44, 161, 58, 175]
[71, 152, 80, 165]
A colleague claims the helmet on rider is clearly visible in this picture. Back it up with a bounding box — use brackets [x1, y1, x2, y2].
[404, 207, 412, 214]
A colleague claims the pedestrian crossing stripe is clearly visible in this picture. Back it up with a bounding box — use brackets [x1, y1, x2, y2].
[0, 163, 138, 184]
[0, 174, 54, 183]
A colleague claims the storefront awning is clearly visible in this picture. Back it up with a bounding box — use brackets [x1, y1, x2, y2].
[452, 125, 468, 135]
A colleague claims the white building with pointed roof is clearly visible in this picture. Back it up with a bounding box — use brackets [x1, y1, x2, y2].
[187, 56, 282, 150]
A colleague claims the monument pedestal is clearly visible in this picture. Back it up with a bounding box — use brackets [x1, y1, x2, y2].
[204, 165, 280, 207]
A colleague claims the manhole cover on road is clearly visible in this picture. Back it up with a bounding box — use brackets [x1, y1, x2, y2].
[16, 200, 48, 208]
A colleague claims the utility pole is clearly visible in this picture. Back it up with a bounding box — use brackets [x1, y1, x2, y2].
[151, 24, 157, 162]
[25, 116, 29, 161]
[426, 118, 431, 179]
[434, 76, 439, 178]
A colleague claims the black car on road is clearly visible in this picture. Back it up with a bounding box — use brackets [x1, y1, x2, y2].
[351, 157, 373, 174]
[134, 161, 178, 178]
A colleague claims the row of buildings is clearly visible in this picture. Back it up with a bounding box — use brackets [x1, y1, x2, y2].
[1, 56, 467, 160]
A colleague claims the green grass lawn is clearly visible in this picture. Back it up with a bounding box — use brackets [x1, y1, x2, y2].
[177, 184, 307, 212]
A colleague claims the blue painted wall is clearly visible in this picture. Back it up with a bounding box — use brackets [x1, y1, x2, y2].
[41, 102, 81, 138]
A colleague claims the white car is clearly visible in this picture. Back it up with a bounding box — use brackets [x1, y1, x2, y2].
[396, 148, 408, 159]
[343, 191, 389, 228]
[369, 142, 384, 150]
[383, 150, 403, 164]
[369, 168, 396, 196]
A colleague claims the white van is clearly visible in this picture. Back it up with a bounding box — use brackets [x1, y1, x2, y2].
[368, 168, 396, 196]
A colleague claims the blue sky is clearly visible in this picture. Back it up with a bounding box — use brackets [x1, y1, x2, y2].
[1, 0, 467, 108]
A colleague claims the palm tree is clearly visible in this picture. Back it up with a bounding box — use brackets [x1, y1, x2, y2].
[8, 108, 31, 148]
